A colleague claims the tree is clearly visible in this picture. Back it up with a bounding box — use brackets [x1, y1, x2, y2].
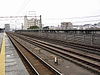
[27, 26, 39, 29]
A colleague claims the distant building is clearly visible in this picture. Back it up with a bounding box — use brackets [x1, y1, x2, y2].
[0, 28, 4, 33]
[83, 24, 93, 29]
[72, 25, 82, 30]
[97, 22, 100, 25]
[5, 24, 10, 32]
[24, 16, 41, 29]
[61, 22, 73, 30]
[97, 22, 100, 28]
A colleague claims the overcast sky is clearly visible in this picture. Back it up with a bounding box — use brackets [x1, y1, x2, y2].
[0, 0, 100, 28]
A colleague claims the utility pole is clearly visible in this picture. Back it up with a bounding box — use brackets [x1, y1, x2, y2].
[21, 23, 23, 30]
[40, 15, 42, 29]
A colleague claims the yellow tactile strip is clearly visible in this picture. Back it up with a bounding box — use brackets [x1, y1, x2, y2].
[0, 34, 5, 75]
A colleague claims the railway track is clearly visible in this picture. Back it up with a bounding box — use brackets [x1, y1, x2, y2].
[20, 33, 100, 55]
[7, 33, 62, 75]
[8, 32, 100, 74]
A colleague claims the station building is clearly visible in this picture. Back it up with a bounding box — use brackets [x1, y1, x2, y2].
[5, 24, 10, 32]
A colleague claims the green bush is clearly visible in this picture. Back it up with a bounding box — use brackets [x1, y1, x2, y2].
[27, 26, 39, 29]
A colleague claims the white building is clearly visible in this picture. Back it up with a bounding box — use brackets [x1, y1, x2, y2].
[61, 22, 73, 30]
[5, 24, 10, 32]
[24, 16, 40, 29]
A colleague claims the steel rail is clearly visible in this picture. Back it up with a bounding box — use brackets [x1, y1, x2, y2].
[7, 33, 62, 75]
[20, 33, 100, 54]
[8, 35, 40, 75]
[11, 33, 100, 74]
[13, 33, 100, 61]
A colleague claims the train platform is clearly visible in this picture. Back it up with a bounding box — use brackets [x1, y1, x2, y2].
[0, 33, 29, 75]
[0, 33, 3, 50]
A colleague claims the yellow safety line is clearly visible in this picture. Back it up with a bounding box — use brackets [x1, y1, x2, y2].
[0, 33, 5, 75]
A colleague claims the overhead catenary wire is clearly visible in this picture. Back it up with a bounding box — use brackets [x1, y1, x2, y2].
[44, 15, 100, 24]
[0, 15, 99, 25]
[0, 16, 40, 19]
[65, 15, 100, 19]
[45, 15, 100, 20]
[72, 19, 100, 23]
